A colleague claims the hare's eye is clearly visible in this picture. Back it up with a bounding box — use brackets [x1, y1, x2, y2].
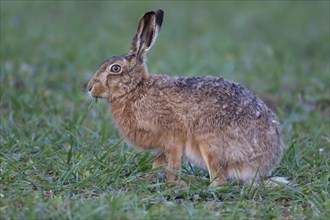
[110, 64, 122, 73]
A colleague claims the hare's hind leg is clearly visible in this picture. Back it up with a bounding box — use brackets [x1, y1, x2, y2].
[227, 163, 263, 187]
[199, 144, 227, 187]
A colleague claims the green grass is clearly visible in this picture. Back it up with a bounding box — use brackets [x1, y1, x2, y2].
[1, 1, 329, 219]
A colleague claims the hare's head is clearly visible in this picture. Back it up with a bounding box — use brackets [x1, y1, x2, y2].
[87, 9, 164, 102]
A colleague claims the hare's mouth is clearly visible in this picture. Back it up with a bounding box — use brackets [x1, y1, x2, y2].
[88, 91, 102, 103]
[89, 93, 102, 103]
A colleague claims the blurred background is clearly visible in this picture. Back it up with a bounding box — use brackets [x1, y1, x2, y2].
[1, 0, 329, 139]
[1, 0, 329, 145]
[1, 1, 329, 218]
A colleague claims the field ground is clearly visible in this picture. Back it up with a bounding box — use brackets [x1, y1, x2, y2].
[1, 1, 329, 219]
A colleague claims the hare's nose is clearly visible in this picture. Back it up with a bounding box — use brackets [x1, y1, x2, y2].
[86, 82, 93, 92]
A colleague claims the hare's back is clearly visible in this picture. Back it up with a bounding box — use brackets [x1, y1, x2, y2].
[150, 75, 276, 130]
[174, 76, 253, 102]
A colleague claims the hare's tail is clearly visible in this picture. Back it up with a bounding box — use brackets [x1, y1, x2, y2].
[264, 176, 290, 188]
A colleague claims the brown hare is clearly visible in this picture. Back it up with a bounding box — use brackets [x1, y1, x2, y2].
[87, 9, 286, 187]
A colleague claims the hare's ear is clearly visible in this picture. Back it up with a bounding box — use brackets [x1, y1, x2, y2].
[130, 9, 164, 62]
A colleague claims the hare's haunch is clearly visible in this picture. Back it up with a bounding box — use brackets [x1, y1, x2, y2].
[87, 9, 284, 186]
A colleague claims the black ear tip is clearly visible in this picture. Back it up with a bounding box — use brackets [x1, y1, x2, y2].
[155, 9, 164, 26]
[156, 9, 164, 17]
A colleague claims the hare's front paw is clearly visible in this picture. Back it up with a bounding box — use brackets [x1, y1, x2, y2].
[209, 178, 227, 187]
[168, 180, 189, 189]
[140, 169, 166, 184]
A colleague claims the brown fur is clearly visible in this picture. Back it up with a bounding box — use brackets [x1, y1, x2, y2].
[87, 9, 284, 186]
